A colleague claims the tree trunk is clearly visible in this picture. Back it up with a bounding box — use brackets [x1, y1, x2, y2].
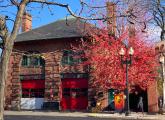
[0, 1, 28, 120]
[0, 37, 13, 120]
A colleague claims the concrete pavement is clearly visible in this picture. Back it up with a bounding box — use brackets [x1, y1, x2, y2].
[89, 112, 165, 120]
[4, 111, 165, 120]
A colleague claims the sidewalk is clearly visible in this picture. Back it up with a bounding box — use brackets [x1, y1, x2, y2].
[88, 112, 165, 120]
[4, 110, 165, 120]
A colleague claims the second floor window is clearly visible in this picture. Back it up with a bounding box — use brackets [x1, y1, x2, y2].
[22, 55, 44, 67]
[62, 50, 86, 65]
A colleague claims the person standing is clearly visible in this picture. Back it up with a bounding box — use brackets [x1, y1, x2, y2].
[137, 96, 144, 114]
[158, 96, 163, 114]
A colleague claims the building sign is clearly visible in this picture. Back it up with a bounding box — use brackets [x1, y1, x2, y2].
[114, 93, 125, 111]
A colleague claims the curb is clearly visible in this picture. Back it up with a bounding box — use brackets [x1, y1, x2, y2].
[88, 113, 162, 120]
[4, 111, 164, 120]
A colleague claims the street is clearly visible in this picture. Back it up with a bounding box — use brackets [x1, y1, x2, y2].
[3, 115, 156, 120]
[4, 115, 122, 120]
[4, 111, 165, 120]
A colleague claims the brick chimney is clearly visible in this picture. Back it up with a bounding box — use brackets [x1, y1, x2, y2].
[106, 2, 116, 36]
[22, 12, 32, 32]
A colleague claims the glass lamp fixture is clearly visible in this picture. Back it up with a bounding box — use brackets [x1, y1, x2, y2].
[119, 48, 125, 56]
[129, 47, 134, 55]
[160, 55, 165, 64]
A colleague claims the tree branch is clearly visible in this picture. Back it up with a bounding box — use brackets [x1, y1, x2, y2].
[10, 0, 20, 7]
[79, 0, 107, 9]
[9, 0, 29, 44]
[30, 0, 107, 20]
[29, 0, 127, 21]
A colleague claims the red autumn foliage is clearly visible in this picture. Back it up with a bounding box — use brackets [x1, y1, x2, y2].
[75, 29, 158, 91]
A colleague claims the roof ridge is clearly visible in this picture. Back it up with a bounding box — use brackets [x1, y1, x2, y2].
[18, 16, 80, 35]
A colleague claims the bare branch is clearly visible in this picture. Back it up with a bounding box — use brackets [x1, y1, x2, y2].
[0, 4, 13, 7]
[10, 0, 29, 41]
[79, 0, 107, 9]
[10, 0, 19, 7]
[30, 0, 106, 20]
[29, 0, 127, 21]
[6, 16, 15, 23]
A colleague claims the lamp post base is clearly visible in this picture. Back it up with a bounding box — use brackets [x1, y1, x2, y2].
[159, 108, 164, 114]
[125, 111, 130, 116]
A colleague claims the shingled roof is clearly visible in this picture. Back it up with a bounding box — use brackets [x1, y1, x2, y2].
[15, 17, 92, 42]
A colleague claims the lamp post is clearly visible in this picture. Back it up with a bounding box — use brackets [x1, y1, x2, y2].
[119, 47, 134, 116]
[159, 54, 165, 112]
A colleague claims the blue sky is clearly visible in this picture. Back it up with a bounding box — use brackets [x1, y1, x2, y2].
[0, 0, 88, 31]
[1, 0, 92, 54]
[29, 0, 82, 29]
[0, 0, 161, 43]
[0, 0, 109, 31]
[0, 0, 162, 56]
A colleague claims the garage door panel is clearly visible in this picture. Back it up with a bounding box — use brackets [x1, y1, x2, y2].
[70, 98, 88, 110]
[21, 98, 44, 109]
[21, 79, 45, 110]
[22, 80, 45, 89]
[62, 78, 88, 88]
[61, 98, 71, 110]
[61, 78, 88, 110]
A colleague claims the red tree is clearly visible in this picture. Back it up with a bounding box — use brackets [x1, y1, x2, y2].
[76, 29, 158, 91]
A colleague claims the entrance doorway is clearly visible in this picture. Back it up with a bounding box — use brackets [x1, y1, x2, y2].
[108, 89, 115, 111]
[129, 86, 148, 112]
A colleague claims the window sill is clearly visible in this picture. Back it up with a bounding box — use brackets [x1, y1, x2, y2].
[21, 66, 43, 68]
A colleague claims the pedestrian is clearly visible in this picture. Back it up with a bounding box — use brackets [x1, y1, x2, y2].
[158, 96, 163, 114]
[137, 96, 144, 114]
[158, 96, 163, 109]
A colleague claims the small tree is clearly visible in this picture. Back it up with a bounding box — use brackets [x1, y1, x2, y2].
[78, 28, 158, 91]
[0, 1, 117, 120]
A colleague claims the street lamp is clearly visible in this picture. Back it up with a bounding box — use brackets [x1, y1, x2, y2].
[119, 47, 134, 116]
[159, 54, 165, 112]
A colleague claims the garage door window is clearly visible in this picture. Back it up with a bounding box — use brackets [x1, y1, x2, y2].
[62, 88, 88, 98]
[62, 88, 70, 97]
[22, 89, 44, 98]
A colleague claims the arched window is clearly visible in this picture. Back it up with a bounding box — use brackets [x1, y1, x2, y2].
[21, 51, 45, 67]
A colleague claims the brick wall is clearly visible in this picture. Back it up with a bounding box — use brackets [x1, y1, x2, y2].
[147, 81, 159, 113]
[5, 38, 87, 110]
[5, 53, 22, 110]
[43, 51, 62, 102]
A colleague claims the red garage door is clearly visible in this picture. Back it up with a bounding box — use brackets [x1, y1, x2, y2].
[21, 80, 45, 98]
[61, 78, 88, 110]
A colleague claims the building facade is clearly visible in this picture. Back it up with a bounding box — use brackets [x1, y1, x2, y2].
[5, 14, 159, 113]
